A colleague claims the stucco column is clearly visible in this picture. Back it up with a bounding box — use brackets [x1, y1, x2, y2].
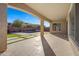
[40, 18, 44, 37]
[50, 22, 53, 33]
[0, 4, 7, 53]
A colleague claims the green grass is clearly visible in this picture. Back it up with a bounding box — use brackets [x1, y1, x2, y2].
[7, 34, 19, 38]
[7, 36, 35, 44]
[8, 34, 35, 38]
[7, 33, 36, 44]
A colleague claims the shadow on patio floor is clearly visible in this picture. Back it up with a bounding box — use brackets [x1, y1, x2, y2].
[41, 36, 56, 56]
[51, 33, 68, 41]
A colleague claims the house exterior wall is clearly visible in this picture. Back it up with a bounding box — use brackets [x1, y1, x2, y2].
[50, 22, 53, 33]
[67, 3, 79, 55]
[50, 19, 67, 34]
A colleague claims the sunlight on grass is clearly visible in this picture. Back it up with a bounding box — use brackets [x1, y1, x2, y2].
[7, 33, 36, 44]
[8, 34, 35, 38]
[7, 34, 19, 38]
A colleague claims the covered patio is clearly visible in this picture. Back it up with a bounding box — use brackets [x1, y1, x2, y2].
[0, 32, 74, 56]
[0, 3, 79, 56]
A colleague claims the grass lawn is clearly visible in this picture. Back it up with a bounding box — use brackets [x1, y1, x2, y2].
[7, 33, 36, 44]
[8, 34, 34, 38]
[7, 34, 20, 38]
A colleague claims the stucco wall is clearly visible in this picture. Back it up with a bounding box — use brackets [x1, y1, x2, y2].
[50, 19, 67, 34]
[0, 4, 7, 53]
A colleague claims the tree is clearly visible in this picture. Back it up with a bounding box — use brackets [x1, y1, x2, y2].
[12, 19, 24, 28]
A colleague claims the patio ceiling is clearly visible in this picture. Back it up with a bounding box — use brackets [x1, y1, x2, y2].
[8, 3, 51, 22]
[27, 3, 70, 21]
[8, 3, 70, 21]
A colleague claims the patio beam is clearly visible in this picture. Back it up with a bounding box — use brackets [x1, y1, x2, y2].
[0, 4, 7, 53]
[8, 3, 51, 22]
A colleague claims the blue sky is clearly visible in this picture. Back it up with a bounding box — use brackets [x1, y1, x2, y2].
[7, 7, 50, 27]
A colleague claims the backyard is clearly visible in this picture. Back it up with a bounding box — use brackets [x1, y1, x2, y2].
[7, 7, 49, 45]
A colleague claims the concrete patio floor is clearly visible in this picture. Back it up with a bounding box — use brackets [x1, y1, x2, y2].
[44, 32, 75, 56]
[0, 36, 44, 56]
[0, 32, 75, 56]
